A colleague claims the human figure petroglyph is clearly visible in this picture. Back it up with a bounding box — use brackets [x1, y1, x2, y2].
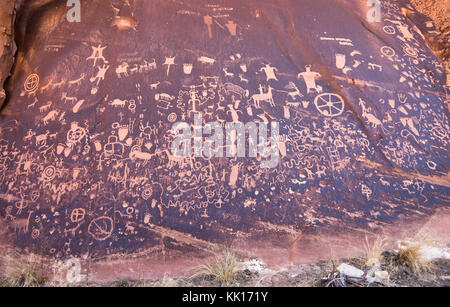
[90, 64, 110, 86]
[315, 165, 327, 178]
[139, 121, 157, 139]
[86, 44, 108, 67]
[64, 221, 84, 237]
[260, 64, 278, 82]
[298, 65, 322, 94]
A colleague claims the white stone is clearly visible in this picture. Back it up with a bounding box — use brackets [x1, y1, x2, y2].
[419, 246, 450, 262]
[374, 271, 389, 281]
[242, 259, 266, 274]
[337, 263, 364, 278]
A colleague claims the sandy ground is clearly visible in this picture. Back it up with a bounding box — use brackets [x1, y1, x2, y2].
[410, 0, 450, 32]
[410, 0, 450, 87]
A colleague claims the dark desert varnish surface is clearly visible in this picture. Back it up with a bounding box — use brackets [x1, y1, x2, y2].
[0, 0, 448, 280]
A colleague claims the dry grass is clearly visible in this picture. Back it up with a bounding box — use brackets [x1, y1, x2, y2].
[395, 245, 430, 273]
[196, 249, 238, 286]
[0, 254, 49, 287]
[394, 231, 434, 273]
[364, 236, 387, 267]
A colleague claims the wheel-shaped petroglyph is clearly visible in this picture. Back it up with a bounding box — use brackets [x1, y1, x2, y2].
[380, 46, 395, 58]
[70, 208, 86, 223]
[314, 93, 344, 117]
[383, 26, 395, 35]
[88, 216, 114, 241]
[142, 186, 153, 200]
[168, 112, 178, 123]
[67, 125, 87, 144]
[24, 74, 40, 93]
[42, 165, 57, 181]
[403, 45, 418, 58]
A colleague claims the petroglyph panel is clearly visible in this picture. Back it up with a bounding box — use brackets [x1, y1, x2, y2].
[0, 0, 448, 261]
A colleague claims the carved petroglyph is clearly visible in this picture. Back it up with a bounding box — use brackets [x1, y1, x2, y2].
[8, 211, 33, 234]
[0, 0, 447, 261]
[250, 85, 274, 108]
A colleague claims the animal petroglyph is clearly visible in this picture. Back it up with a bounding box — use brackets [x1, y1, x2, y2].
[8, 211, 33, 234]
[116, 62, 129, 78]
[0, 0, 448, 262]
[250, 85, 274, 108]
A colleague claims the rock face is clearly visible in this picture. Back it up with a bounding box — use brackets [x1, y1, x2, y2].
[410, 0, 449, 87]
[0, 0, 448, 277]
[0, 0, 22, 106]
[410, 0, 450, 32]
